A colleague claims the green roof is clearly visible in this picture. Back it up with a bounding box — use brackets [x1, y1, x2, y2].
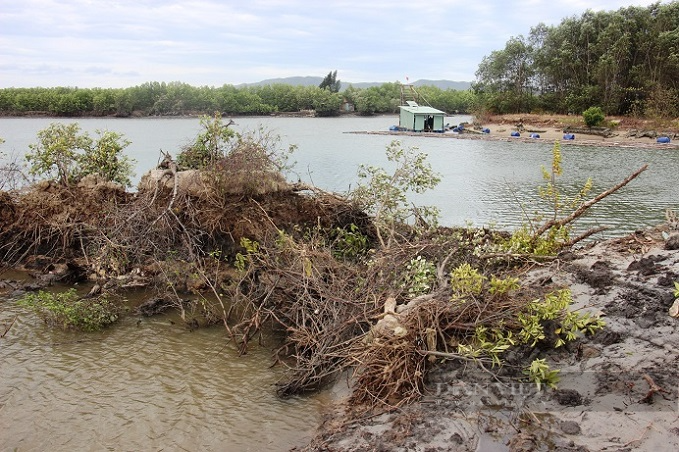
[399, 105, 445, 115]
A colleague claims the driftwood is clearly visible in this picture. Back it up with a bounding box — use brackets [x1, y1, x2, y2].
[563, 126, 616, 137]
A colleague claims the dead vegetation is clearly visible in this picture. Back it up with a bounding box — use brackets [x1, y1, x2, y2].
[0, 131, 654, 418]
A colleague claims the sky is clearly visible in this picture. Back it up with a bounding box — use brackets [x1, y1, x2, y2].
[0, 0, 665, 89]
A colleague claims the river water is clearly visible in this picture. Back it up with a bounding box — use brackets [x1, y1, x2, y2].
[1, 116, 678, 450]
[2, 115, 677, 232]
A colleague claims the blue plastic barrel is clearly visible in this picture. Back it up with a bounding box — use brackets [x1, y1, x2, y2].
[452, 127, 460, 133]
[563, 133, 575, 140]
[657, 136, 671, 143]
[482, 128, 490, 134]
[510, 131, 520, 137]
[389, 125, 399, 131]
[530, 133, 540, 139]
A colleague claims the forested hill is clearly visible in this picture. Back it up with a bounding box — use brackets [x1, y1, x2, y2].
[473, 1, 679, 118]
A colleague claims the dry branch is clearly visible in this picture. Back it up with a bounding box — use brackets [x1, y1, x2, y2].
[535, 164, 648, 237]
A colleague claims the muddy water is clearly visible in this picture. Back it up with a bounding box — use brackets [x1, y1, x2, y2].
[0, 287, 328, 451]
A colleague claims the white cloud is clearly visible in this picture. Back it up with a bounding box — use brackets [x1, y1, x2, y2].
[0, 0, 668, 87]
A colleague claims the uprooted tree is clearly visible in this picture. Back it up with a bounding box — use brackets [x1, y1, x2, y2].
[1, 128, 648, 411]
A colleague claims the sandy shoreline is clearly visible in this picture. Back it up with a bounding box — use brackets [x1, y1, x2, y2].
[350, 122, 678, 149]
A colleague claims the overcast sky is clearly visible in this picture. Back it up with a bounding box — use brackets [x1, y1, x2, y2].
[0, 0, 664, 88]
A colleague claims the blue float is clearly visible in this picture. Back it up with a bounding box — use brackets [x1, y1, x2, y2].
[563, 133, 575, 140]
[530, 133, 540, 139]
[657, 136, 671, 143]
[510, 131, 520, 137]
[388, 125, 399, 131]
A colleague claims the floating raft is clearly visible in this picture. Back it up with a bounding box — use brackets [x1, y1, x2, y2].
[345, 130, 679, 150]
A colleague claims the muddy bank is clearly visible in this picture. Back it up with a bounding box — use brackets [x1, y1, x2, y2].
[302, 224, 679, 451]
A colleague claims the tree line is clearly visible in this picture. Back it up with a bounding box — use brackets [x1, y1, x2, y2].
[0, 81, 476, 118]
[474, 1, 679, 117]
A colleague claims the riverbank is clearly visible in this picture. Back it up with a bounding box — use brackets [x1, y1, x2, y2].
[479, 113, 678, 145]
[302, 223, 679, 451]
[350, 113, 679, 149]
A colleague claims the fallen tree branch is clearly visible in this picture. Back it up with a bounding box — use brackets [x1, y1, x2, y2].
[535, 164, 648, 238]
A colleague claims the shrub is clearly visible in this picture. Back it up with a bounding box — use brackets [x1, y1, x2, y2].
[582, 106, 605, 127]
[25, 123, 135, 187]
[350, 140, 441, 247]
[77, 130, 135, 186]
[176, 112, 235, 170]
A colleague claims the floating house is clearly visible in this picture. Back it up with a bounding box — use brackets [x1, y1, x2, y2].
[398, 101, 446, 132]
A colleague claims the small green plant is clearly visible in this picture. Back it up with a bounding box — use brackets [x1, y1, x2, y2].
[18, 289, 122, 331]
[488, 275, 520, 295]
[518, 289, 605, 347]
[77, 129, 135, 186]
[350, 140, 441, 248]
[177, 112, 235, 170]
[330, 224, 369, 261]
[502, 141, 592, 255]
[674, 281, 679, 298]
[457, 324, 515, 367]
[582, 106, 605, 127]
[449, 263, 484, 297]
[401, 255, 437, 298]
[234, 237, 260, 272]
[525, 358, 560, 390]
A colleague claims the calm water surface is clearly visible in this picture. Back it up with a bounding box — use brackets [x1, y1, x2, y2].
[2, 115, 677, 233]
[1, 116, 678, 450]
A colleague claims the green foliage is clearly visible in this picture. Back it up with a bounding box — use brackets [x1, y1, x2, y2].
[319, 70, 341, 93]
[0, 81, 477, 118]
[524, 358, 560, 390]
[457, 325, 515, 367]
[25, 123, 135, 187]
[473, 3, 679, 115]
[582, 106, 605, 127]
[488, 275, 520, 295]
[501, 224, 570, 256]
[351, 141, 441, 247]
[401, 255, 437, 298]
[518, 289, 605, 348]
[330, 224, 370, 261]
[449, 263, 485, 297]
[234, 237, 260, 272]
[674, 281, 679, 298]
[454, 283, 604, 384]
[18, 289, 122, 331]
[176, 112, 235, 170]
[501, 142, 592, 255]
[26, 123, 89, 185]
[77, 130, 135, 186]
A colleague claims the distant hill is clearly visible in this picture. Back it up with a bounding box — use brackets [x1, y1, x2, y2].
[237, 77, 472, 91]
